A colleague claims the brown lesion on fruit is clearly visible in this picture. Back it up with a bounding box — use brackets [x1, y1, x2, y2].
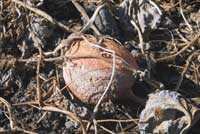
[62, 34, 141, 105]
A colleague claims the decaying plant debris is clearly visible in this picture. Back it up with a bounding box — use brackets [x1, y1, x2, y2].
[139, 90, 200, 134]
[0, 0, 200, 133]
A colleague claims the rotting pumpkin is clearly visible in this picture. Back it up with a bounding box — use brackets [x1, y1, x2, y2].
[62, 34, 142, 105]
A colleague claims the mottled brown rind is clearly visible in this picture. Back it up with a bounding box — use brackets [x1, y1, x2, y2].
[63, 35, 138, 104]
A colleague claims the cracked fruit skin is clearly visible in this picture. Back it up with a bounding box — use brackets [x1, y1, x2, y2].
[63, 35, 138, 105]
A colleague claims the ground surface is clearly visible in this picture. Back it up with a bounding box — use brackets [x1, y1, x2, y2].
[0, 0, 200, 133]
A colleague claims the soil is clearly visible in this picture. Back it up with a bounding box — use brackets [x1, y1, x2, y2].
[0, 0, 200, 133]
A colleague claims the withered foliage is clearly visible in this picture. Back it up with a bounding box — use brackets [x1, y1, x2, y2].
[0, 0, 200, 133]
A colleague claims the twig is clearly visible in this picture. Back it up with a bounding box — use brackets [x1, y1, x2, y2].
[0, 97, 14, 130]
[43, 33, 82, 56]
[93, 119, 98, 134]
[148, 0, 162, 15]
[97, 124, 116, 134]
[130, 20, 151, 81]
[130, 20, 144, 54]
[159, 28, 175, 49]
[12, 101, 38, 106]
[160, 2, 179, 11]
[33, 105, 86, 134]
[0, 98, 37, 134]
[118, 122, 124, 134]
[82, 35, 116, 112]
[13, 128, 37, 134]
[71, 0, 101, 35]
[0, 0, 3, 13]
[83, 118, 139, 123]
[81, 35, 116, 131]
[81, 3, 107, 32]
[96, 119, 139, 123]
[0, 129, 37, 134]
[11, 0, 75, 33]
[176, 29, 189, 43]
[32, 36, 43, 106]
[175, 50, 200, 91]
[36, 55, 42, 106]
[36, 112, 47, 123]
[156, 32, 200, 62]
[192, 62, 198, 87]
[179, 0, 193, 32]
